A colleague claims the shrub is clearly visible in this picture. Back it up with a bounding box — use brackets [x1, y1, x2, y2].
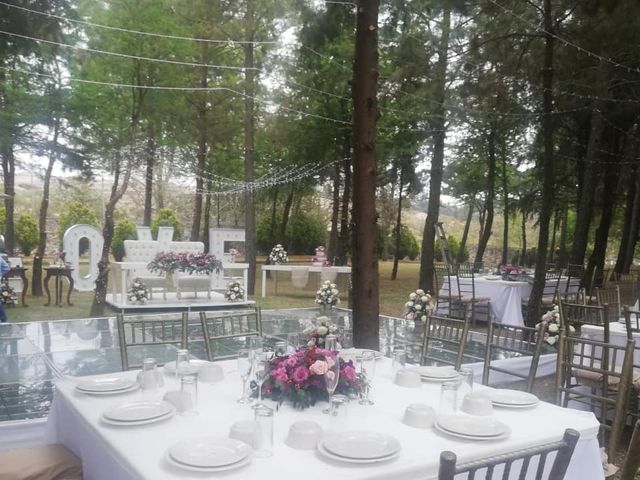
[151, 208, 184, 240]
[57, 201, 99, 245]
[390, 226, 420, 260]
[256, 215, 279, 254]
[112, 219, 138, 261]
[15, 212, 39, 255]
[435, 235, 469, 262]
[285, 212, 327, 254]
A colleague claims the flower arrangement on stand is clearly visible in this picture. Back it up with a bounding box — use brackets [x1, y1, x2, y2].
[224, 281, 245, 301]
[301, 316, 342, 348]
[268, 244, 288, 264]
[315, 280, 339, 309]
[535, 305, 575, 347]
[147, 251, 184, 274]
[255, 348, 363, 409]
[404, 289, 434, 322]
[499, 264, 527, 281]
[0, 281, 17, 306]
[127, 278, 149, 304]
[147, 251, 222, 275]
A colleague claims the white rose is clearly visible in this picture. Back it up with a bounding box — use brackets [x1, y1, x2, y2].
[416, 289, 425, 296]
[546, 336, 557, 345]
[317, 326, 328, 335]
[409, 293, 417, 300]
[415, 305, 422, 311]
[230, 294, 236, 300]
[330, 284, 336, 289]
[569, 325, 576, 334]
[331, 289, 338, 295]
[548, 323, 559, 333]
[405, 301, 413, 307]
[553, 305, 559, 313]
[233, 287, 239, 291]
[421, 315, 427, 321]
[307, 340, 315, 347]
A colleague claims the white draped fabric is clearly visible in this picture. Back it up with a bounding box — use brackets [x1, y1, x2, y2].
[44, 359, 602, 480]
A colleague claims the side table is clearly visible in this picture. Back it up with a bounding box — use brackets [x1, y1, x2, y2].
[44, 266, 74, 307]
[6, 266, 28, 306]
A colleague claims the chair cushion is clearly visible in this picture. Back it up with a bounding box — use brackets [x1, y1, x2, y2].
[573, 368, 640, 390]
[0, 444, 82, 480]
[460, 295, 490, 303]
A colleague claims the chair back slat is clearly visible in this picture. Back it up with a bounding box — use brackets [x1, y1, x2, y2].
[620, 420, 640, 480]
[199, 308, 262, 361]
[421, 313, 470, 369]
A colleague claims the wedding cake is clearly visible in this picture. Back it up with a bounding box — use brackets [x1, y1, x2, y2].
[311, 246, 327, 266]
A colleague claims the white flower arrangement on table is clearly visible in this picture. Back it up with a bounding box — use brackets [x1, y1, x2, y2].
[268, 244, 288, 264]
[224, 281, 245, 302]
[127, 278, 149, 304]
[536, 305, 575, 347]
[404, 289, 434, 322]
[315, 280, 339, 307]
[301, 316, 342, 348]
[0, 281, 17, 306]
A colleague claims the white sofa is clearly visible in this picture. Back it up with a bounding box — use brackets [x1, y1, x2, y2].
[122, 240, 168, 299]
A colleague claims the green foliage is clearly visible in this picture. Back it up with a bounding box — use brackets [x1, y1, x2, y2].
[391, 226, 420, 260]
[151, 208, 184, 241]
[112, 219, 138, 261]
[0, 207, 5, 235]
[435, 235, 469, 263]
[256, 212, 326, 255]
[57, 201, 99, 245]
[15, 212, 39, 255]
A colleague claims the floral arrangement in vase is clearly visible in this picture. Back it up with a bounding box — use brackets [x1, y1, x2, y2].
[404, 288, 434, 321]
[498, 264, 527, 280]
[536, 305, 575, 347]
[255, 348, 363, 409]
[228, 248, 239, 262]
[0, 281, 17, 306]
[127, 278, 149, 304]
[147, 251, 222, 275]
[301, 316, 342, 348]
[315, 280, 339, 308]
[147, 251, 184, 274]
[268, 244, 288, 264]
[224, 281, 245, 301]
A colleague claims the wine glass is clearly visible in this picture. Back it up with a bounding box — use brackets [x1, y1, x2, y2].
[237, 348, 253, 404]
[358, 350, 376, 405]
[324, 354, 341, 415]
[252, 351, 273, 409]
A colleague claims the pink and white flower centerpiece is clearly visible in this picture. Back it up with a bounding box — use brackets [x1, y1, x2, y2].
[315, 280, 339, 308]
[224, 281, 245, 302]
[404, 289, 434, 322]
[301, 316, 342, 348]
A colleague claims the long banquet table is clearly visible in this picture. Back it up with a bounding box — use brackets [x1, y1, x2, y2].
[261, 265, 351, 298]
[44, 358, 603, 480]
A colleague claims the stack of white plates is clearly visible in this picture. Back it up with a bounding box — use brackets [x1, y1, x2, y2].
[163, 359, 210, 375]
[317, 431, 401, 464]
[339, 349, 384, 361]
[484, 275, 501, 281]
[167, 437, 253, 472]
[488, 389, 539, 409]
[435, 415, 511, 441]
[75, 377, 138, 396]
[102, 401, 175, 426]
[410, 366, 459, 383]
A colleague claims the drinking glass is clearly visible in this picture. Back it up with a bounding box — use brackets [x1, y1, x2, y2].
[175, 349, 190, 379]
[140, 358, 162, 399]
[325, 334, 338, 352]
[342, 331, 353, 349]
[287, 332, 300, 351]
[237, 348, 253, 404]
[253, 406, 274, 458]
[358, 350, 376, 405]
[457, 367, 474, 408]
[392, 348, 406, 379]
[275, 341, 288, 357]
[249, 336, 263, 361]
[179, 375, 198, 416]
[439, 380, 459, 415]
[324, 354, 341, 415]
[326, 394, 349, 433]
[252, 351, 273, 409]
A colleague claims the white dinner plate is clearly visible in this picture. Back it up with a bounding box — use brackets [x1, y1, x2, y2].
[102, 410, 175, 427]
[483, 275, 502, 281]
[104, 401, 174, 422]
[437, 415, 510, 438]
[76, 384, 139, 396]
[317, 441, 400, 464]
[434, 421, 511, 441]
[323, 431, 401, 460]
[167, 451, 252, 472]
[410, 366, 457, 379]
[76, 377, 137, 393]
[169, 437, 252, 468]
[489, 389, 539, 408]
[339, 348, 383, 361]
[163, 359, 210, 375]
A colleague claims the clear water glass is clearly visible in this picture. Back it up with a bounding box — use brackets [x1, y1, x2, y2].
[457, 367, 474, 408]
[275, 341, 287, 357]
[140, 358, 162, 399]
[327, 394, 349, 433]
[179, 375, 198, 416]
[237, 348, 253, 404]
[324, 354, 341, 414]
[325, 334, 338, 352]
[253, 406, 274, 458]
[249, 336, 263, 360]
[287, 332, 300, 351]
[439, 380, 459, 415]
[392, 348, 406, 378]
[358, 350, 376, 405]
[175, 349, 190, 378]
[342, 331, 353, 349]
[252, 351, 273, 409]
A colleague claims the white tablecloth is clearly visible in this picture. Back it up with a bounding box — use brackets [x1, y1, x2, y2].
[44, 359, 603, 480]
[581, 321, 640, 367]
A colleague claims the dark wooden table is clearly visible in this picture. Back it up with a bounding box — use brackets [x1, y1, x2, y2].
[44, 266, 74, 307]
[6, 266, 28, 306]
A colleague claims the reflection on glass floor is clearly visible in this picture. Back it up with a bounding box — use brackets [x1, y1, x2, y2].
[0, 307, 520, 423]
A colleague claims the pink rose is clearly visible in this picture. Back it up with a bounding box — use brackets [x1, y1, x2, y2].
[342, 365, 357, 382]
[326, 356, 336, 369]
[273, 367, 288, 382]
[309, 360, 328, 375]
[292, 366, 309, 384]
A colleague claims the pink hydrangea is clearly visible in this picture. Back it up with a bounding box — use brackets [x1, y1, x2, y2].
[273, 367, 288, 382]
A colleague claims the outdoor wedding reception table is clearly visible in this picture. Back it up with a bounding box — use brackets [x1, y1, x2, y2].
[581, 321, 640, 366]
[44, 358, 603, 480]
[261, 265, 351, 298]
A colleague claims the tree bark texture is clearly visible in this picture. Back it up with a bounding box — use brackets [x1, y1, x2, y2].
[614, 167, 637, 274]
[337, 137, 352, 265]
[501, 143, 509, 266]
[419, 3, 450, 293]
[457, 202, 474, 264]
[190, 58, 209, 242]
[280, 186, 294, 243]
[474, 124, 496, 265]
[520, 209, 527, 265]
[391, 167, 404, 280]
[351, 0, 380, 351]
[622, 167, 640, 272]
[557, 205, 569, 268]
[328, 161, 341, 264]
[143, 127, 155, 227]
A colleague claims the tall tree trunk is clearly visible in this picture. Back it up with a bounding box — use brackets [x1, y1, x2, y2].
[501, 143, 509, 266]
[527, 0, 555, 323]
[327, 161, 341, 264]
[2, 146, 15, 254]
[203, 174, 213, 252]
[419, 3, 450, 293]
[557, 205, 569, 268]
[190, 58, 209, 241]
[243, 1, 257, 296]
[623, 167, 640, 272]
[614, 167, 636, 274]
[474, 124, 496, 265]
[337, 135, 352, 265]
[520, 208, 527, 265]
[352, 0, 380, 351]
[457, 201, 474, 264]
[391, 168, 405, 280]
[269, 187, 279, 242]
[280, 186, 295, 242]
[547, 209, 559, 264]
[143, 126, 155, 226]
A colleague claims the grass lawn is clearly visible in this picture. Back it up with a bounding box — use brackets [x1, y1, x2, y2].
[5, 259, 421, 323]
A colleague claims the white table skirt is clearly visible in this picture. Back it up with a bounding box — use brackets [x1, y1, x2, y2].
[45, 359, 603, 480]
[581, 321, 640, 366]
